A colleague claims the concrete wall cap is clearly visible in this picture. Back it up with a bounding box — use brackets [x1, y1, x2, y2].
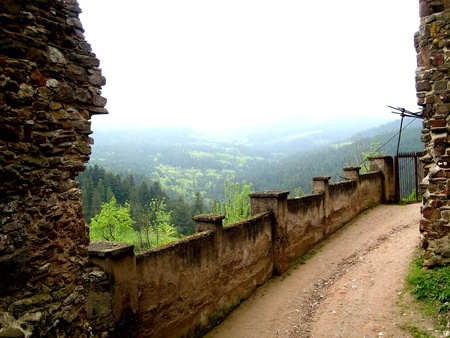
[367, 154, 391, 159]
[312, 176, 332, 181]
[192, 214, 225, 222]
[343, 166, 361, 171]
[249, 191, 290, 198]
[89, 241, 135, 258]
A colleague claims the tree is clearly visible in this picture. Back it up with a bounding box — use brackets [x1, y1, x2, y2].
[90, 196, 134, 242]
[139, 181, 152, 209]
[90, 187, 103, 222]
[128, 185, 142, 231]
[150, 181, 167, 201]
[80, 176, 93, 222]
[214, 180, 253, 225]
[135, 198, 177, 251]
[170, 196, 195, 236]
[193, 191, 204, 216]
[293, 187, 307, 197]
[361, 135, 381, 172]
[347, 134, 381, 173]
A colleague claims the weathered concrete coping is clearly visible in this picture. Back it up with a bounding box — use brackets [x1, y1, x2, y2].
[343, 166, 361, 181]
[249, 191, 290, 199]
[193, 214, 225, 233]
[343, 166, 361, 171]
[368, 154, 391, 160]
[249, 191, 289, 216]
[312, 176, 332, 182]
[89, 241, 134, 258]
[312, 176, 332, 195]
[193, 214, 225, 222]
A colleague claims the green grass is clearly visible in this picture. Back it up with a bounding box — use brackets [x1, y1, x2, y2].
[408, 253, 450, 313]
[290, 249, 318, 269]
[405, 250, 450, 335]
[400, 324, 435, 338]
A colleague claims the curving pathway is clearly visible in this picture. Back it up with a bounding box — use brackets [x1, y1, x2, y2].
[205, 203, 438, 338]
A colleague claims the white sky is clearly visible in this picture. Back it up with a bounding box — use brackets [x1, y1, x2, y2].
[77, 0, 421, 132]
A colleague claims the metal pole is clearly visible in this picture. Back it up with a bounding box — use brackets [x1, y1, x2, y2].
[396, 113, 404, 157]
[394, 155, 400, 203]
[414, 154, 419, 202]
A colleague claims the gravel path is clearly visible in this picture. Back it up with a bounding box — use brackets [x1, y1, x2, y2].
[205, 203, 443, 338]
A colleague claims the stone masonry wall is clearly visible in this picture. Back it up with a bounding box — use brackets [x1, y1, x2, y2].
[416, 0, 450, 266]
[0, 0, 106, 336]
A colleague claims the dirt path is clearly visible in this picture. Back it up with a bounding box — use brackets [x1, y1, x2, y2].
[205, 203, 441, 338]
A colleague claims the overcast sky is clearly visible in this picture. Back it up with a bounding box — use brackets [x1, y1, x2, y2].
[77, 0, 420, 132]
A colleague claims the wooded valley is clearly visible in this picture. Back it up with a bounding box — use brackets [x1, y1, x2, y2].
[78, 116, 423, 249]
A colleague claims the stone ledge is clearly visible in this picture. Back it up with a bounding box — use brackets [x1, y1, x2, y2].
[192, 214, 225, 222]
[249, 190, 290, 198]
[89, 242, 134, 258]
[343, 166, 360, 171]
[312, 176, 332, 181]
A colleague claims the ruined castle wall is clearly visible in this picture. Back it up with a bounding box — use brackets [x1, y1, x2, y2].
[416, 0, 450, 266]
[0, 0, 106, 336]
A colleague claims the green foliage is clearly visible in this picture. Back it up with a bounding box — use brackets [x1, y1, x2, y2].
[89, 194, 178, 252]
[78, 165, 193, 232]
[90, 196, 134, 241]
[293, 187, 307, 198]
[213, 180, 253, 225]
[290, 250, 317, 269]
[87, 131, 267, 205]
[170, 196, 196, 236]
[78, 119, 423, 242]
[400, 324, 435, 338]
[135, 199, 178, 251]
[192, 192, 205, 216]
[348, 134, 381, 173]
[360, 134, 381, 172]
[408, 253, 450, 313]
[401, 189, 423, 204]
[83, 120, 422, 206]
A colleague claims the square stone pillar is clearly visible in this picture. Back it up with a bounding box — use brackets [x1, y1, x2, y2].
[88, 242, 137, 336]
[312, 176, 331, 195]
[193, 214, 225, 233]
[249, 191, 289, 275]
[343, 166, 360, 182]
[368, 155, 395, 203]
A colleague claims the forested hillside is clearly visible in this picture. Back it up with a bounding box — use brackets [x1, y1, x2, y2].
[246, 117, 423, 194]
[87, 127, 270, 204]
[78, 116, 423, 240]
[77, 165, 200, 236]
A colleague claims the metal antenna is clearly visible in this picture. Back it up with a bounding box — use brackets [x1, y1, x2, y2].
[388, 106, 423, 156]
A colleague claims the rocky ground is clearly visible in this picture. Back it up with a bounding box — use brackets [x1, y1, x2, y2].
[205, 203, 449, 338]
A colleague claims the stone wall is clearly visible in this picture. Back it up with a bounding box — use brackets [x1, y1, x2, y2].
[87, 158, 393, 337]
[0, 0, 106, 336]
[416, 0, 450, 266]
[285, 164, 387, 265]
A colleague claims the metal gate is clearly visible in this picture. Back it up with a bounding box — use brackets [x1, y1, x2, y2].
[394, 152, 423, 203]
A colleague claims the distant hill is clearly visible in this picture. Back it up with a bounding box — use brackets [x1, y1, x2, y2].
[87, 116, 424, 203]
[243, 117, 423, 194]
[196, 115, 410, 155]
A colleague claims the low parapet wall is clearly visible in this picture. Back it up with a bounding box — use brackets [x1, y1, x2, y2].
[87, 156, 393, 337]
[136, 212, 274, 338]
